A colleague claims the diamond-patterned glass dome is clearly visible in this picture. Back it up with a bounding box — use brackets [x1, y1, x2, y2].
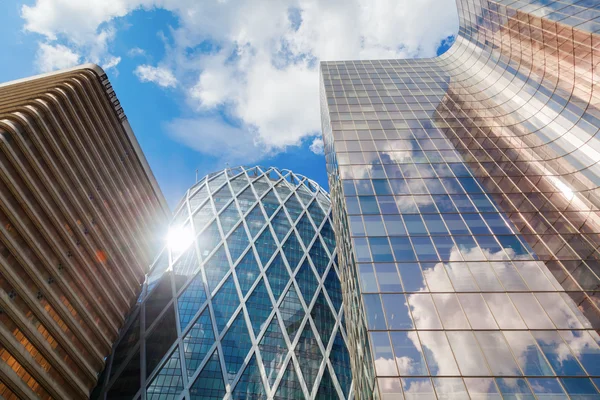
[92, 166, 353, 400]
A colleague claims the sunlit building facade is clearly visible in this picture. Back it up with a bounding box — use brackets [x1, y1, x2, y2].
[93, 166, 353, 400]
[320, 0, 600, 399]
[0, 65, 168, 399]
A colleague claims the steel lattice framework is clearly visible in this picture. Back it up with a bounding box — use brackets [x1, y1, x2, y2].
[93, 165, 354, 400]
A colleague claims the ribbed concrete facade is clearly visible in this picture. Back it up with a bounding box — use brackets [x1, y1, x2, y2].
[0, 65, 168, 399]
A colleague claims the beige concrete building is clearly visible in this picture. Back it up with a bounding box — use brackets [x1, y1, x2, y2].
[0, 64, 168, 399]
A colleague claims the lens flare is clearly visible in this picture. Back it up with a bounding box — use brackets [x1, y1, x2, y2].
[167, 225, 194, 254]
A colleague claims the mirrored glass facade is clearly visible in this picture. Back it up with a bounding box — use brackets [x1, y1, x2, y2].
[320, 0, 600, 398]
[93, 166, 353, 400]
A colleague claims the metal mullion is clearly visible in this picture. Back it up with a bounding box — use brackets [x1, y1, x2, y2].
[169, 202, 191, 391]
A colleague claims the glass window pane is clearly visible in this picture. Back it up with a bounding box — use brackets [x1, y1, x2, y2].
[378, 377, 404, 400]
[496, 378, 535, 400]
[369, 237, 395, 262]
[396, 196, 419, 213]
[560, 378, 600, 399]
[475, 332, 521, 376]
[403, 214, 428, 234]
[421, 262, 454, 292]
[411, 237, 439, 261]
[398, 263, 427, 291]
[535, 293, 584, 329]
[442, 214, 470, 234]
[445, 262, 478, 291]
[384, 215, 407, 235]
[431, 294, 470, 329]
[350, 216, 366, 236]
[560, 293, 593, 329]
[365, 215, 387, 236]
[464, 378, 502, 400]
[462, 214, 490, 235]
[559, 331, 600, 376]
[451, 195, 476, 212]
[371, 332, 398, 376]
[455, 236, 485, 260]
[468, 262, 503, 291]
[423, 214, 448, 234]
[483, 293, 526, 329]
[390, 237, 417, 262]
[359, 263, 379, 292]
[418, 331, 460, 376]
[382, 294, 414, 330]
[458, 294, 498, 329]
[513, 261, 555, 291]
[434, 195, 457, 213]
[504, 331, 554, 376]
[528, 378, 568, 399]
[363, 294, 387, 330]
[510, 293, 555, 329]
[390, 332, 428, 376]
[533, 331, 586, 376]
[360, 196, 380, 214]
[407, 293, 442, 329]
[353, 238, 371, 262]
[375, 263, 403, 292]
[433, 378, 470, 400]
[446, 331, 490, 376]
[402, 378, 435, 400]
[433, 236, 457, 262]
[489, 262, 528, 290]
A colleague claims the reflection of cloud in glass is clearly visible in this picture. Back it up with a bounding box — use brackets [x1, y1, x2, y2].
[377, 377, 402, 398]
[402, 377, 435, 398]
[418, 331, 460, 376]
[398, 241, 599, 380]
[374, 357, 397, 376]
[464, 377, 502, 398]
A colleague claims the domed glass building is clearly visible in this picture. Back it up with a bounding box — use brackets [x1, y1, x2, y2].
[92, 166, 353, 400]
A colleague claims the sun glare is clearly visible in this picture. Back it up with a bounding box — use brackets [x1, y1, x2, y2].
[167, 225, 194, 254]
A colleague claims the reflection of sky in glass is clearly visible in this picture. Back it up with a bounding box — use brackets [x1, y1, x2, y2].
[320, 0, 600, 396]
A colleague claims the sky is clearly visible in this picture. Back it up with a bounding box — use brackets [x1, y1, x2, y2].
[0, 0, 458, 209]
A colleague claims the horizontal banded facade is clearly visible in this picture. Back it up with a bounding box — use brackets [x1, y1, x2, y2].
[0, 64, 169, 399]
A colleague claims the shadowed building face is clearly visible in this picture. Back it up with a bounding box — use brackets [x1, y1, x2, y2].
[320, 0, 600, 398]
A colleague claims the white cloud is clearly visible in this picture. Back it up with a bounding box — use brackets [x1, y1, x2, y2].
[103, 56, 121, 70]
[21, 0, 459, 162]
[134, 65, 178, 87]
[21, 0, 147, 44]
[128, 47, 146, 57]
[309, 137, 324, 155]
[165, 117, 269, 165]
[35, 42, 80, 72]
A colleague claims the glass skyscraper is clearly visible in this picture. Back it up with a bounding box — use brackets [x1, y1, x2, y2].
[320, 0, 600, 399]
[93, 166, 353, 400]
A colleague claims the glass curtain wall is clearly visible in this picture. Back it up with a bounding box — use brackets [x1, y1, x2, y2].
[92, 166, 353, 400]
[320, 0, 600, 398]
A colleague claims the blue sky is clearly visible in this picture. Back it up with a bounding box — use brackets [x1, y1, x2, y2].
[0, 0, 458, 209]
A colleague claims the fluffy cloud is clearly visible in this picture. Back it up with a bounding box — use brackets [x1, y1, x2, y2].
[21, 0, 458, 160]
[103, 56, 121, 71]
[128, 47, 146, 57]
[165, 116, 266, 164]
[35, 42, 80, 72]
[309, 138, 324, 155]
[21, 0, 147, 43]
[134, 65, 178, 87]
